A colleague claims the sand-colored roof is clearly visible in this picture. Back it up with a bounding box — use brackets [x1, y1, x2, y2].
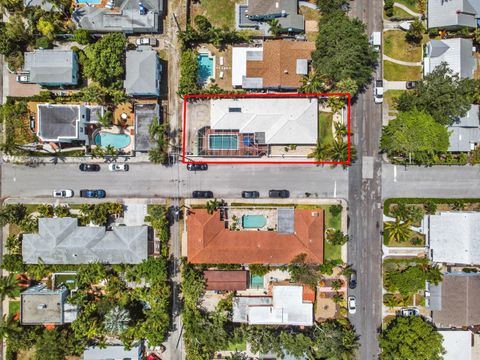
[246, 40, 315, 88]
[187, 208, 324, 264]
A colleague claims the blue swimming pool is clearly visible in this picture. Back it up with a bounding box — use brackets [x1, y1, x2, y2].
[198, 53, 214, 84]
[209, 134, 238, 150]
[76, 0, 101, 4]
[94, 132, 130, 149]
[242, 215, 267, 229]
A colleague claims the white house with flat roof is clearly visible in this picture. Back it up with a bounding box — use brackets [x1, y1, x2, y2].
[232, 285, 313, 326]
[425, 212, 480, 265]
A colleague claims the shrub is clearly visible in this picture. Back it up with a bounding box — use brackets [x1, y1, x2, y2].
[423, 200, 437, 214]
[249, 264, 271, 276]
[384, 0, 394, 17]
[329, 204, 343, 217]
[35, 37, 52, 49]
[73, 29, 92, 45]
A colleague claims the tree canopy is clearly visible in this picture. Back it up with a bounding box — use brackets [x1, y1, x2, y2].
[396, 63, 476, 126]
[380, 110, 450, 158]
[379, 316, 444, 360]
[312, 11, 377, 92]
[84, 33, 126, 87]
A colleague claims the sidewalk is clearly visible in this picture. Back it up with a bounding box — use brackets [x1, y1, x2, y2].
[383, 54, 422, 66]
[393, 2, 422, 18]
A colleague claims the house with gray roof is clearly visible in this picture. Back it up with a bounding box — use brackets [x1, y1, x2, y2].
[83, 343, 143, 360]
[22, 217, 148, 264]
[72, 0, 163, 33]
[242, 0, 305, 33]
[21, 284, 77, 325]
[134, 103, 160, 152]
[427, 0, 480, 30]
[24, 0, 58, 11]
[36, 104, 104, 143]
[125, 46, 161, 97]
[23, 50, 78, 86]
[424, 38, 476, 79]
[448, 105, 480, 152]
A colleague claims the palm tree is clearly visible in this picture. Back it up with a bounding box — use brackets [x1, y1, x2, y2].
[384, 217, 412, 244]
[268, 19, 282, 37]
[97, 110, 112, 128]
[308, 141, 330, 162]
[331, 279, 343, 291]
[0, 314, 21, 339]
[340, 264, 354, 277]
[206, 198, 220, 214]
[103, 306, 130, 335]
[326, 229, 349, 245]
[0, 274, 19, 301]
[299, 72, 329, 94]
[328, 139, 349, 163]
[334, 122, 349, 140]
[104, 145, 117, 158]
[37, 204, 54, 217]
[332, 292, 344, 304]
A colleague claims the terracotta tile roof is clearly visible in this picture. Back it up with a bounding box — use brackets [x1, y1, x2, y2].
[203, 270, 249, 291]
[246, 40, 315, 89]
[187, 209, 324, 264]
[302, 286, 316, 302]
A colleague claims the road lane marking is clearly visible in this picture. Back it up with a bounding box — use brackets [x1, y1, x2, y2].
[334, 181, 337, 198]
[393, 165, 397, 182]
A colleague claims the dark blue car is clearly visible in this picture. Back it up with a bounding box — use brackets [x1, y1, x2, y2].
[79, 189, 106, 198]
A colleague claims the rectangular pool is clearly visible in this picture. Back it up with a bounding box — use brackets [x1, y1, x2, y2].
[209, 134, 238, 150]
[77, 0, 102, 4]
[198, 53, 214, 84]
[250, 274, 264, 289]
[242, 215, 267, 229]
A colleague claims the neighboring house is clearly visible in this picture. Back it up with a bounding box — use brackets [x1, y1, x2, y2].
[424, 212, 480, 265]
[448, 105, 480, 152]
[72, 0, 163, 33]
[232, 40, 315, 90]
[424, 38, 476, 79]
[427, 0, 480, 30]
[428, 272, 480, 327]
[83, 343, 143, 360]
[21, 284, 77, 325]
[134, 103, 161, 152]
[22, 50, 79, 86]
[187, 208, 324, 264]
[245, 0, 305, 33]
[437, 330, 474, 360]
[203, 270, 249, 291]
[233, 285, 313, 326]
[24, 0, 57, 11]
[22, 217, 148, 264]
[36, 104, 104, 143]
[125, 46, 161, 97]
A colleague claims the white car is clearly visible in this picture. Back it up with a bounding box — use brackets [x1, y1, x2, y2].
[374, 80, 384, 104]
[108, 163, 129, 172]
[136, 37, 156, 46]
[53, 189, 74, 198]
[16, 74, 29, 83]
[348, 296, 356, 314]
[400, 307, 419, 317]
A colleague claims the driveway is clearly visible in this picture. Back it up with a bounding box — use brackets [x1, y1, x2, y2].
[384, 80, 407, 91]
[8, 72, 42, 97]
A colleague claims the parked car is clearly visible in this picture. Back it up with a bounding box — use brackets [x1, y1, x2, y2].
[16, 74, 29, 83]
[187, 163, 208, 171]
[369, 32, 381, 51]
[349, 270, 357, 289]
[348, 296, 356, 314]
[269, 189, 290, 198]
[242, 191, 260, 199]
[80, 189, 106, 198]
[52, 189, 74, 198]
[108, 163, 129, 172]
[192, 191, 214, 199]
[136, 37, 157, 46]
[374, 80, 384, 104]
[79, 163, 100, 172]
[400, 307, 419, 317]
[406, 81, 418, 89]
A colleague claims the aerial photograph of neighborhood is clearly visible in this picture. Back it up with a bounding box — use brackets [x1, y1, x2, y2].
[0, 0, 479, 359]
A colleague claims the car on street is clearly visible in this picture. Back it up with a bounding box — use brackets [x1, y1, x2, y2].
[349, 270, 357, 289]
[242, 191, 260, 199]
[348, 296, 356, 314]
[374, 80, 384, 104]
[192, 191, 214, 199]
[108, 163, 129, 172]
[16, 74, 29, 83]
[80, 189, 106, 198]
[136, 37, 157, 46]
[400, 307, 419, 317]
[52, 189, 74, 198]
[269, 189, 290, 198]
[187, 163, 208, 171]
[79, 163, 100, 172]
[406, 81, 418, 89]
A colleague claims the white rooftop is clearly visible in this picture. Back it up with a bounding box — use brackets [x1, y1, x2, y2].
[426, 212, 480, 264]
[231, 47, 263, 87]
[246, 285, 313, 326]
[438, 330, 472, 360]
[210, 98, 318, 145]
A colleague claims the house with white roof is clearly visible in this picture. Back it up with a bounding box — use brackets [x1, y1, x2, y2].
[424, 212, 480, 265]
[427, 0, 480, 30]
[232, 285, 313, 326]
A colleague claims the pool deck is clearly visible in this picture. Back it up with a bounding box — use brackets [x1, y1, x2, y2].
[229, 208, 277, 231]
[96, 125, 134, 154]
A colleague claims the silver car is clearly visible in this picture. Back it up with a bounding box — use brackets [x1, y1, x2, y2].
[348, 296, 356, 314]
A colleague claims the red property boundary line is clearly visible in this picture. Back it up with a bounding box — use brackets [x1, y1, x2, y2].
[181, 92, 351, 165]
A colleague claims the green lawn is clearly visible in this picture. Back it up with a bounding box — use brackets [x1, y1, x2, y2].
[195, 0, 238, 29]
[318, 111, 334, 145]
[383, 31, 422, 62]
[395, 0, 418, 12]
[325, 242, 342, 261]
[384, 90, 405, 111]
[384, 61, 422, 81]
[225, 339, 246, 351]
[54, 273, 78, 290]
[384, 7, 415, 20]
[9, 301, 20, 317]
